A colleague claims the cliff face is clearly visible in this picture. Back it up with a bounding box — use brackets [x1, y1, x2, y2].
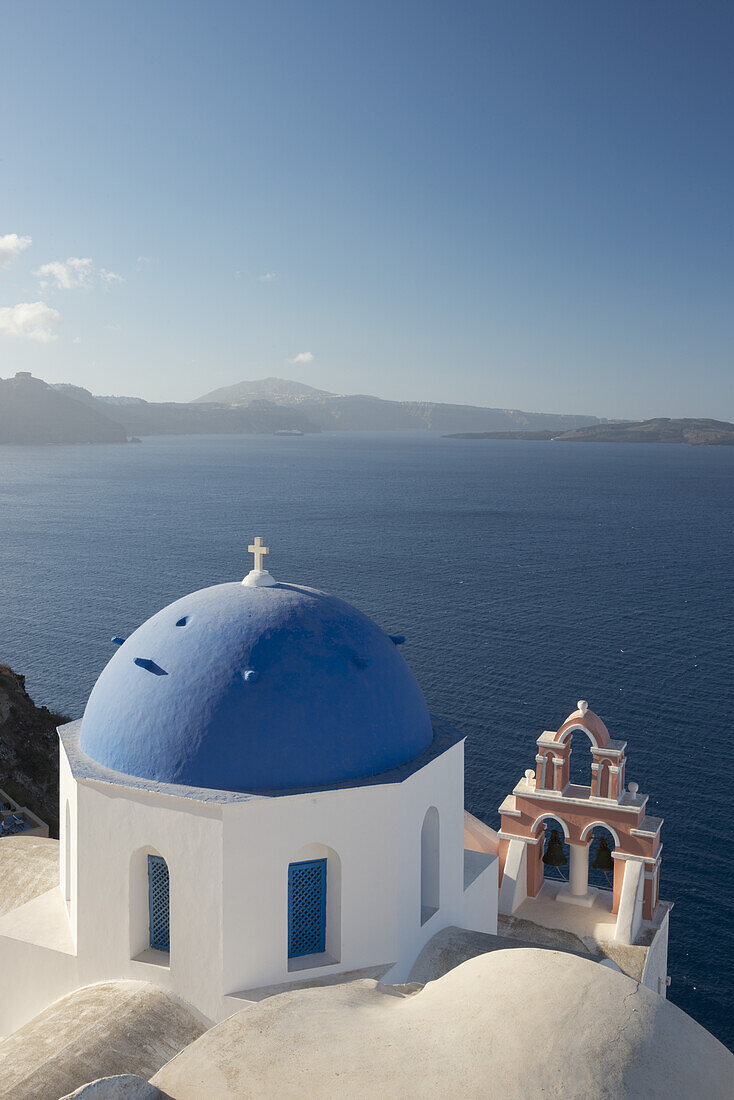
[102, 397, 320, 436]
[234, 392, 601, 433]
[0, 374, 127, 444]
[0, 666, 62, 836]
[54, 384, 320, 436]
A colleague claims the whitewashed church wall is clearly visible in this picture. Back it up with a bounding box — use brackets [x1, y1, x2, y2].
[221, 782, 401, 995]
[390, 740, 471, 981]
[8, 740, 498, 1029]
[73, 778, 224, 1023]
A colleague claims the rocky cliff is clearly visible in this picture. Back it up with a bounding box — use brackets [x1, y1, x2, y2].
[0, 666, 63, 836]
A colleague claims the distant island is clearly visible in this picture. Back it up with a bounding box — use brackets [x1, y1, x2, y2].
[0, 372, 604, 445]
[4, 373, 730, 447]
[447, 418, 734, 446]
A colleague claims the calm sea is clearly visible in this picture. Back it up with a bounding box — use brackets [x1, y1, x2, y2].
[0, 431, 732, 1049]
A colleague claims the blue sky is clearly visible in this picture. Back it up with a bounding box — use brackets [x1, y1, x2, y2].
[1, 1, 732, 417]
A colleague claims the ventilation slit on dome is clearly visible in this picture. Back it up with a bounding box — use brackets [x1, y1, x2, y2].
[134, 657, 168, 676]
[111, 636, 126, 647]
[175, 616, 188, 627]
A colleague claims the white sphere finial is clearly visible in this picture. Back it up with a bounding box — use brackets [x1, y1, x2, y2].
[577, 699, 589, 715]
[628, 781, 639, 797]
[525, 769, 535, 782]
[243, 536, 277, 587]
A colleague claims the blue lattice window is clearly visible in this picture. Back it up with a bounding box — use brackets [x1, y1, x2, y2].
[288, 858, 327, 958]
[148, 854, 170, 952]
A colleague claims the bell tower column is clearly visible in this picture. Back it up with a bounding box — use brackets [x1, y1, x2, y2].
[568, 840, 590, 898]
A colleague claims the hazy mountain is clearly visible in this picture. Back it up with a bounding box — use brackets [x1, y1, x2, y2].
[448, 418, 734, 445]
[195, 377, 330, 403]
[193, 379, 602, 433]
[54, 381, 318, 437]
[0, 374, 127, 444]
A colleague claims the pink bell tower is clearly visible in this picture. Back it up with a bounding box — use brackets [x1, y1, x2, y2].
[497, 701, 665, 946]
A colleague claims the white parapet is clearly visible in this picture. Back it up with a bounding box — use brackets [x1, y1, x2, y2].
[498, 837, 528, 915]
[614, 858, 644, 945]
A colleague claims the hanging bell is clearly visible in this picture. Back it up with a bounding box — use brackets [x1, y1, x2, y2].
[542, 829, 567, 867]
[592, 836, 614, 871]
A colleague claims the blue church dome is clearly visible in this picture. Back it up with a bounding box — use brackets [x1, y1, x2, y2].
[80, 579, 434, 792]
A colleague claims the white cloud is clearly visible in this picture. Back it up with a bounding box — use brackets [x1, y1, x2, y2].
[259, 271, 277, 282]
[0, 301, 61, 343]
[137, 255, 154, 265]
[0, 234, 32, 268]
[35, 256, 123, 290]
[100, 268, 124, 286]
[290, 351, 314, 364]
[72, 336, 82, 344]
[35, 257, 93, 290]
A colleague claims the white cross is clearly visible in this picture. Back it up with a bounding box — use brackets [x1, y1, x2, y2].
[248, 536, 270, 572]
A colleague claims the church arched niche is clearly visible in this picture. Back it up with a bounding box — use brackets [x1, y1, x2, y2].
[287, 843, 341, 970]
[420, 806, 440, 925]
[580, 822, 618, 893]
[129, 845, 170, 962]
[64, 801, 71, 913]
[533, 814, 570, 884]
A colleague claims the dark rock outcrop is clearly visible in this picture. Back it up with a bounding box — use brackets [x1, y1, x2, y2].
[0, 666, 63, 836]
